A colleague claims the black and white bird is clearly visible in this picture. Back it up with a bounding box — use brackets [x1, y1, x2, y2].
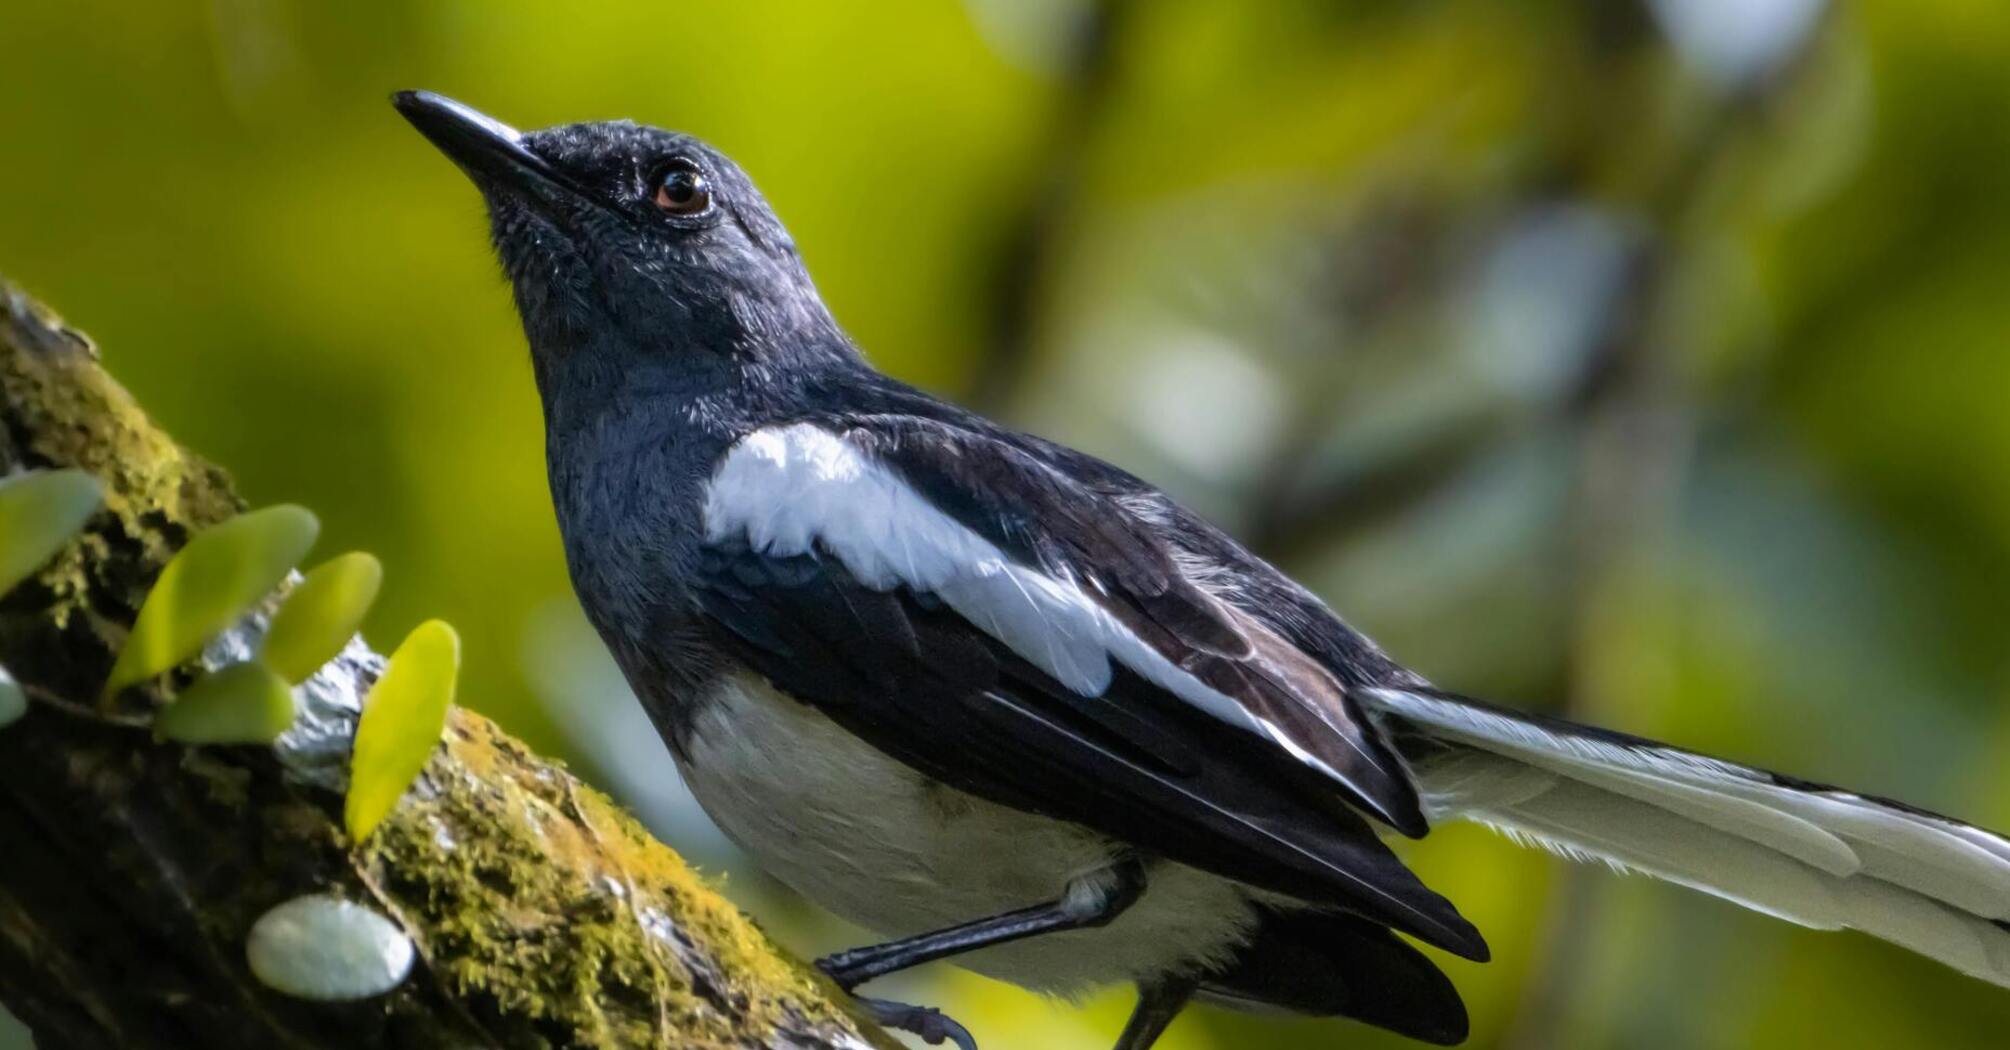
[394, 91, 2010, 1049]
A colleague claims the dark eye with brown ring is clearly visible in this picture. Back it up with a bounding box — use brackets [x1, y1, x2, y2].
[652, 161, 712, 216]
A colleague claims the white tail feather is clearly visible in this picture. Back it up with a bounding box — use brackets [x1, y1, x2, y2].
[1362, 687, 2010, 989]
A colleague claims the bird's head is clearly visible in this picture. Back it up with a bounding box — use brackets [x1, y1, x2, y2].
[394, 91, 845, 388]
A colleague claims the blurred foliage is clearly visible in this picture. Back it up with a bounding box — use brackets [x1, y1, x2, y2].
[6, 0, 2010, 1047]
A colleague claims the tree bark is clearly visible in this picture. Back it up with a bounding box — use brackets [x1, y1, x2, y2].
[0, 277, 893, 1050]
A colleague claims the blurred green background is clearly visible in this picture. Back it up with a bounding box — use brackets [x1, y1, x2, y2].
[6, 0, 2010, 1047]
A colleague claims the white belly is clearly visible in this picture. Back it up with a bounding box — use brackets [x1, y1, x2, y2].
[675, 671, 1261, 994]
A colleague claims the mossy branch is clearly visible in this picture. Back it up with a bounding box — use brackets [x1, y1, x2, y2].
[0, 277, 894, 1050]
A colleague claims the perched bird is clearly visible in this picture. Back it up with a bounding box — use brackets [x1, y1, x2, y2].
[395, 90, 2010, 1049]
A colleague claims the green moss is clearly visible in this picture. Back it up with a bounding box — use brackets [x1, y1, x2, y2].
[1, 278, 885, 1047]
[1, 280, 240, 638]
[359, 710, 862, 1048]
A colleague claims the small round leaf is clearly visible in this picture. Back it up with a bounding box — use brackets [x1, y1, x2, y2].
[262, 552, 383, 684]
[0, 665, 24, 730]
[346, 619, 460, 844]
[0, 469, 103, 597]
[104, 505, 319, 700]
[155, 661, 296, 744]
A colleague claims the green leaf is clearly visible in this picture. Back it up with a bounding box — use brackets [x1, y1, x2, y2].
[0, 469, 103, 597]
[262, 552, 383, 684]
[345, 620, 459, 844]
[155, 661, 295, 744]
[104, 505, 319, 700]
[0, 665, 24, 730]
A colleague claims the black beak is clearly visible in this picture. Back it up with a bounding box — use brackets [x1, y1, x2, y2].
[393, 90, 589, 203]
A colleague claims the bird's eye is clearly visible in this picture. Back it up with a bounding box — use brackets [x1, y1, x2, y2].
[652, 162, 713, 216]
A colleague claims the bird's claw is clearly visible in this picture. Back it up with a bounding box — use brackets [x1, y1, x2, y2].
[854, 995, 979, 1050]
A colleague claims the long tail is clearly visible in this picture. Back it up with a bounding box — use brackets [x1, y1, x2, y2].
[1359, 686, 2010, 988]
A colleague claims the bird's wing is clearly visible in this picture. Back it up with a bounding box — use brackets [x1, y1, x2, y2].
[693, 416, 1485, 959]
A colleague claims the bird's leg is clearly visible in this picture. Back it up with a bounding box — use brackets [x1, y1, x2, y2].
[1112, 974, 1199, 1050]
[817, 859, 1147, 1049]
[816, 856, 1147, 989]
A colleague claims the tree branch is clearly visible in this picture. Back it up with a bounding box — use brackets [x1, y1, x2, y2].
[0, 277, 894, 1050]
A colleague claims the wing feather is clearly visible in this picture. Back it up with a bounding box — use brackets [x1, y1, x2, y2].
[703, 419, 1424, 832]
[695, 421, 1485, 957]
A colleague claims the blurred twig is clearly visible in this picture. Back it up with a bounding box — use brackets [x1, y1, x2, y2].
[1243, 2, 1830, 567]
[966, 0, 1135, 411]
[1500, 233, 1682, 1050]
[1241, 322, 1639, 565]
[1499, 5, 1839, 1047]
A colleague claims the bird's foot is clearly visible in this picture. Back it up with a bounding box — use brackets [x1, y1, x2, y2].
[854, 995, 978, 1050]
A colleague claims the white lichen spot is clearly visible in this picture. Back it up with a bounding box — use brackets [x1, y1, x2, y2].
[639, 906, 679, 949]
[0, 665, 23, 729]
[246, 894, 414, 1001]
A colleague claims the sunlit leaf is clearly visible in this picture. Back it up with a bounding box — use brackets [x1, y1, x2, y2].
[0, 664, 24, 730]
[103, 505, 319, 700]
[155, 661, 296, 744]
[0, 469, 103, 597]
[346, 619, 459, 844]
[262, 552, 383, 684]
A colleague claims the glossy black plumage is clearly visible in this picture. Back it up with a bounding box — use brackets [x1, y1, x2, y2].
[796, 412, 1425, 828]
[694, 529, 1485, 959]
[1199, 906, 1469, 1046]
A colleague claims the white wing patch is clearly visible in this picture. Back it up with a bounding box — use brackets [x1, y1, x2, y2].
[703, 423, 1279, 742]
[1364, 686, 2010, 988]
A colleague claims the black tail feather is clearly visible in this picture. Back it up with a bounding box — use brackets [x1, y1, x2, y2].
[1197, 906, 1469, 1046]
